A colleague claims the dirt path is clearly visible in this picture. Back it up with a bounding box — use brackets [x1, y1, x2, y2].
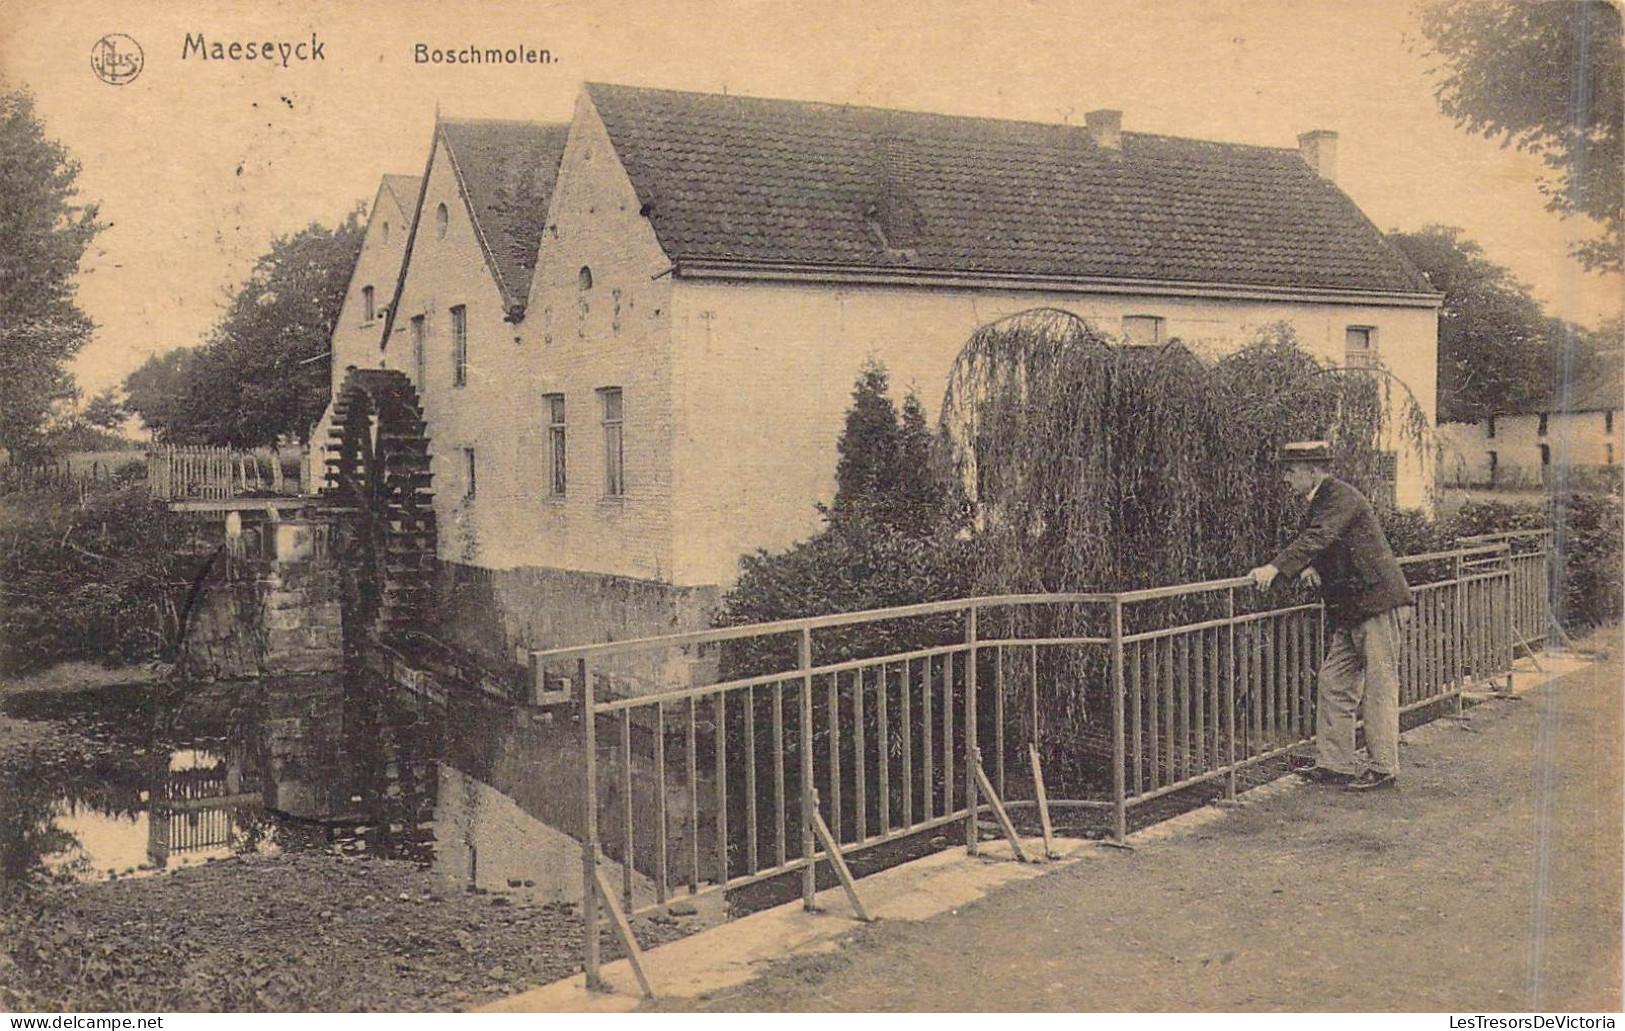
[672, 642, 1623, 1012]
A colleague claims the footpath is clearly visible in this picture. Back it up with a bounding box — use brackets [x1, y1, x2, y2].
[489, 638, 1621, 1013]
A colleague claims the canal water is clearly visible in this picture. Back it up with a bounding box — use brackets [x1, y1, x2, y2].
[0, 670, 625, 902]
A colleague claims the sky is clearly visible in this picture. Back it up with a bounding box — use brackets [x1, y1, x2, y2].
[1, 0, 1619, 397]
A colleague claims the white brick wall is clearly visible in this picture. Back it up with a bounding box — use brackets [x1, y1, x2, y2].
[499, 94, 679, 582]
[382, 135, 523, 568]
[331, 181, 412, 393]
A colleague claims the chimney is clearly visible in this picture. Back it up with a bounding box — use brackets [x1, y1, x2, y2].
[1085, 109, 1122, 151]
[1298, 130, 1338, 181]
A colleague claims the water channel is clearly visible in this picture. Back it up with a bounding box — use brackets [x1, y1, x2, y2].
[1, 669, 610, 901]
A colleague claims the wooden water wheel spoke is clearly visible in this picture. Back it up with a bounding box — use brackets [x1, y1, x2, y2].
[320, 368, 437, 642]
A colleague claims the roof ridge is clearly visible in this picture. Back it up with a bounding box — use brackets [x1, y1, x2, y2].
[440, 115, 564, 128]
[585, 81, 1305, 154]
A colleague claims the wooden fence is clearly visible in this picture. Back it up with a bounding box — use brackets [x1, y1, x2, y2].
[146, 445, 306, 501]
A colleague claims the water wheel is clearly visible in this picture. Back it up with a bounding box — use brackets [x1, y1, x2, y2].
[324, 368, 436, 642]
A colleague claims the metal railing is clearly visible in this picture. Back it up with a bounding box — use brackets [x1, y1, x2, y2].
[531, 539, 1539, 989]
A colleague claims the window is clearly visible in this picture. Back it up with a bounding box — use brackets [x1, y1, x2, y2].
[1608, 443, 1616, 466]
[462, 447, 477, 500]
[545, 394, 566, 496]
[451, 305, 467, 387]
[1121, 315, 1164, 346]
[599, 387, 624, 497]
[1374, 450, 1398, 508]
[1487, 415, 1497, 439]
[362, 285, 375, 324]
[578, 266, 594, 291]
[1538, 412, 1549, 436]
[381, 220, 390, 244]
[1487, 450, 1498, 485]
[410, 316, 427, 390]
[435, 203, 449, 240]
[1607, 410, 1615, 434]
[1539, 444, 1551, 467]
[1345, 326, 1376, 369]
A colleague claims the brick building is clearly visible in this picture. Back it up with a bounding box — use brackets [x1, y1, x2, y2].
[1441, 376, 1624, 488]
[339, 83, 1444, 671]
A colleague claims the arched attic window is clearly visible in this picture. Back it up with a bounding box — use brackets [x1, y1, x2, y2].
[578, 266, 594, 290]
[435, 203, 449, 240]
[381, 220, 391, 244]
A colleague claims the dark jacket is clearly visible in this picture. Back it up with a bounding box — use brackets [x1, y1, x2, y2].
[1270, 476, 1413, 629]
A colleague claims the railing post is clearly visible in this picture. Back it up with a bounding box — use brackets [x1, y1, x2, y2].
[965, 604, 979, 855]
[579, 657, 601, 990]
[799, 627, 816, 911]
[1110, 597, 1127, 844]
[1452, 551, 1467, 711]
[1224, 588, 1237, 801]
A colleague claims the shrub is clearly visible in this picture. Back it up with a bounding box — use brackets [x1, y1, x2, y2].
[1451, 489, 1623, 630]
[0, 487, 180, 674]
[713, 361, 969, 677]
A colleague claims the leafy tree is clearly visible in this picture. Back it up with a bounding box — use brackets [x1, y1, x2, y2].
[1389, 226, 1559, 421]
[1417, 0, 1624, 272]
[122, 348, 199, 444]
[79, 387, 126, 433]
[0, 85, 103, 460]
[1390, 225, 1620, 421]
[122, 211, 364, 447]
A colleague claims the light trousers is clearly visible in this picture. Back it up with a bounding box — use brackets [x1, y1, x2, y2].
[1314, 610, 1403, 777]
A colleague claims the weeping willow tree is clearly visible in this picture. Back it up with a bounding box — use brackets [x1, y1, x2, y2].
[939, 310, 1433, 788]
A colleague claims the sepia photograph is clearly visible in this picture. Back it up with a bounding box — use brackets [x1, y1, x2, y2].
[0, 0, 1620, 1017]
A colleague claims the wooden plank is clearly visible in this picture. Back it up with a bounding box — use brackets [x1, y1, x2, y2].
[591, 866, 654, 999]
[971, 747, 1028, 862]
[828, 673, 841, 843]
[807, 788, 873, 923]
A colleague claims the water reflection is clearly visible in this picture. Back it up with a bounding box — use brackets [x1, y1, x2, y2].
[0, 666, 642, 904]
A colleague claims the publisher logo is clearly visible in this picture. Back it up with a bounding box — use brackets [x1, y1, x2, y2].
[91, 34, 143, 85]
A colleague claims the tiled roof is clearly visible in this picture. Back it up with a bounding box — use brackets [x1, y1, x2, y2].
[440, 119, 570, 310]
[380, 174, 422, 215]
[585, 83, 1435, 297]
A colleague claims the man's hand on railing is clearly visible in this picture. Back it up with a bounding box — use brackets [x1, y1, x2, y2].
[1247, 564, 1279, 589]
[1299, 567, 1322, 590]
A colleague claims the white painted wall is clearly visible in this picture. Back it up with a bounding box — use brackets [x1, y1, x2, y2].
[667, 280, 1439, 586]
[1441, 409, 1622, 487]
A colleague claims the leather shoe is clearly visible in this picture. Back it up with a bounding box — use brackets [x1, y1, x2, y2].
[1343, 770, 1397, 792]
[1296, 766, 1355, 785]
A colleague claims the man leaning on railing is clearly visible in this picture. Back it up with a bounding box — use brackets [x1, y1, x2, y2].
[1247, 441, 1414, 793]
